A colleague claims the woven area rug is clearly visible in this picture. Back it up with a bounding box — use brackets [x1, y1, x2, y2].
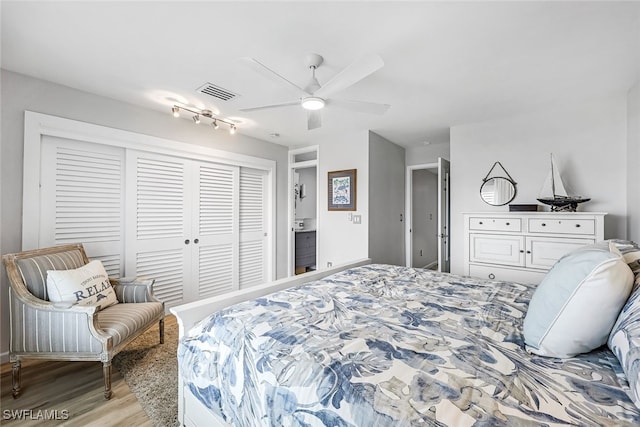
[113, 318, 179, 427]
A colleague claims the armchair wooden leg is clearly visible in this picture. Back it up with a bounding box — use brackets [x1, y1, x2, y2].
[12, 360, 21, 398]
[159, 318, 165, 344]
[103, 362, 112, 400]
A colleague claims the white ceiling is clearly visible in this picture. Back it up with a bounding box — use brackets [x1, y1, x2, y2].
[2, 1, 639, 148]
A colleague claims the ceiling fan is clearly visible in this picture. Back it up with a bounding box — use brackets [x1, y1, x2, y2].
[240, 53, 390, 130]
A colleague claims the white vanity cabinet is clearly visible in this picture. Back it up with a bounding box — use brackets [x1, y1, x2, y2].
[463, 212, 606, 284]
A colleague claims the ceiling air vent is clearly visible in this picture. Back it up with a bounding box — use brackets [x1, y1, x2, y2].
[196, 83, 238, 101]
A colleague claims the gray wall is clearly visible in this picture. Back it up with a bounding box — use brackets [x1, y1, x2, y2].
[295, 167, 317, 221]
[368, 131, 405, 265]
[412, 169, 438, 268]
[628, 82, 640, 243]
[450, 94, 629, 275]
[0, 69, 289, 360]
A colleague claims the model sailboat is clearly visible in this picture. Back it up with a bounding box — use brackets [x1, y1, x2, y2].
[537, 154, 590, 212]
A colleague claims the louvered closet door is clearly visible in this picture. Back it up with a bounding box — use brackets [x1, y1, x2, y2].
[40, 137, 125, 277]
[125, 151, 192, 308]
[239, 168, 268, 289]
[193, 163, 239, 298]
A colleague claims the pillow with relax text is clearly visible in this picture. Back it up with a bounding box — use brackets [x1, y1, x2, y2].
[523, 241, 633, 358]
[46, 259, 118, 310]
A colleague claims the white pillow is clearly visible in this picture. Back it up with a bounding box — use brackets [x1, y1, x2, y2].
[523, 241, 633, 358]
[47, 260, 118, 310]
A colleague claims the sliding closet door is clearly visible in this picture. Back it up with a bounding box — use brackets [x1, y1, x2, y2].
[193, 163, 239, 298]
[239, 168, 268, 289]
[39, 137, 125, 277]
[125, 151, 191, 308]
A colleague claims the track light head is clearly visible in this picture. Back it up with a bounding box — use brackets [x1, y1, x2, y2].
[170, 105, 237, 134]
[230, 124, 236, 135]
[212, 119, 220, 130]
[172, 106, 180, 118]
[193, 114, 200, 124]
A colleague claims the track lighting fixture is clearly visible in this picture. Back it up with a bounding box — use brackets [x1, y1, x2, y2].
[170, 105, 237, 135]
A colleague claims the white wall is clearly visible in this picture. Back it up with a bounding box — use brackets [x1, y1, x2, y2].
[406, 143, 450, 166]
[0, 69, 289, 360]
[317, 130, 369, 268]
[368, 131, 405, 265]
[450, 94, 628, 275]
[628, 81, 640, 243]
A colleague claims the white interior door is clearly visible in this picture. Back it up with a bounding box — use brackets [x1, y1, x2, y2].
[438, 158, 451, 273]
[125, 151, 191, 309]
[239, 168, 268, 289]
[194, 163, 239, 298]
[40, 137, 125, 277]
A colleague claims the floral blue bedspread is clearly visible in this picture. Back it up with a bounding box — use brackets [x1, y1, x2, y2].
[178, 264, 640, 426]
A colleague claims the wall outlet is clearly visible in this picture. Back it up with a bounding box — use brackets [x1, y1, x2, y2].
[327, 262, 333, 267]
[353, 214, 362, 224]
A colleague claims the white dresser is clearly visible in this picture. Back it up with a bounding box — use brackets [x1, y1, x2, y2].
[463, 212, 606, 284]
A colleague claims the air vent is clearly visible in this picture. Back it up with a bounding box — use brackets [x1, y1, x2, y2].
[196, 83, 238, 101]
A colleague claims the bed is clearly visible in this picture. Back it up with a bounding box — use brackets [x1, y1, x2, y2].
[171, 259, 640, 426]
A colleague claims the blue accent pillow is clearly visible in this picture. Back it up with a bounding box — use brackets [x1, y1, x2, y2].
[608, 242, 640, 408]
[524, 242, 634, 358]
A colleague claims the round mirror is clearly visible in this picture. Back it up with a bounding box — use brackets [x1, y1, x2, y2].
[480, 177, 516, 206]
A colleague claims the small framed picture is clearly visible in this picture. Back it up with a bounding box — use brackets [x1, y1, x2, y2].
[328, 169, 357, 211]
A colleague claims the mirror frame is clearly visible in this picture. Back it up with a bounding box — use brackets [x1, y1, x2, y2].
[480, 177, 517, 206]
[480, 161, 517, 206]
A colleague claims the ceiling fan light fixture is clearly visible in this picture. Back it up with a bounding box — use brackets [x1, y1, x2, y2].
[301, 97, 325, 111]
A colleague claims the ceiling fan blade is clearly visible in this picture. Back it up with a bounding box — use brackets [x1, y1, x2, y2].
[329, 99, 390, 115]
[241, 57, 308, 95]
[307, 110, 322, 130]
[239, 100, 299, 112]
[314, 53, 384, 99]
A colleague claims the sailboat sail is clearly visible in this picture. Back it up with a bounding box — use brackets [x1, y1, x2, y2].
[539, 154, 568, 198]
[537, 153, 590, 212]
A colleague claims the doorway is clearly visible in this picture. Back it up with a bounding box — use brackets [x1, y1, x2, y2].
[288, 146, 319, 276]
[405, 158, 450, 272]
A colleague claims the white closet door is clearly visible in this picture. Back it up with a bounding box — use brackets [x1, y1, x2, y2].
[125, 151, 192, 308]
[194, 163, 239, 298]
[40, 137, 125, 277]
[239, 167, 268, 289]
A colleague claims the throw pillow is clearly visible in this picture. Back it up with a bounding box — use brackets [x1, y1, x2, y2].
[46, 260, 118, 310]
[523, 241, 633, 358]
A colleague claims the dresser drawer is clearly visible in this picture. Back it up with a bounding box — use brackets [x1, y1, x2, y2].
[469, 264, 547, 285]
[469, 217, 522, 232]
[528, 218, 595, 235]
[527, 237, 593, 269]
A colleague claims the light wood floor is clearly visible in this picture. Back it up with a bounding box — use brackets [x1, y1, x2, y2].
[0, 317, 177, 426]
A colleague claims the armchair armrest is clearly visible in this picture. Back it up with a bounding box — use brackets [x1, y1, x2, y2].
[8, 288, 110, 355]
[110, 277, 162, 304]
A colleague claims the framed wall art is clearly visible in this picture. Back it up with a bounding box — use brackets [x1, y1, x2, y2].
[328, 169, 357, 211]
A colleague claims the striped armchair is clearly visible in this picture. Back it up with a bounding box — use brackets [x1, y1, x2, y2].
[2, 244, 164, 399]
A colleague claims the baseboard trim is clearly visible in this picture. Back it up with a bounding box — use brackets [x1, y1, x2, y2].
[1, 351, 9, 364]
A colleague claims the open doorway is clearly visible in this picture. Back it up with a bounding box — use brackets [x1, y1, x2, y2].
[288, 147, 319, 276]
[405, 158, 450, 272]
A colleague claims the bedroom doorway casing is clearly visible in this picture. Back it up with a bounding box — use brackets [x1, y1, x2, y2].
[405, 158, 450, 272]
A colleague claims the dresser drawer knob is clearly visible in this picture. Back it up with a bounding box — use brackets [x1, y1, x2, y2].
[526, 250, 531, 254]
[519, 250, 524, 253]
[488, 273, 495, 279]
[506, 222, 510, 226]
[479, 221, 483, 225]
[541, 223, 546, 226]
[576, 224, 581, 228]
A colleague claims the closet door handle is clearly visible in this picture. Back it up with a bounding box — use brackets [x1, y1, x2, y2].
[194, 238, 199, 244]
[184, 239, 190, 245]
